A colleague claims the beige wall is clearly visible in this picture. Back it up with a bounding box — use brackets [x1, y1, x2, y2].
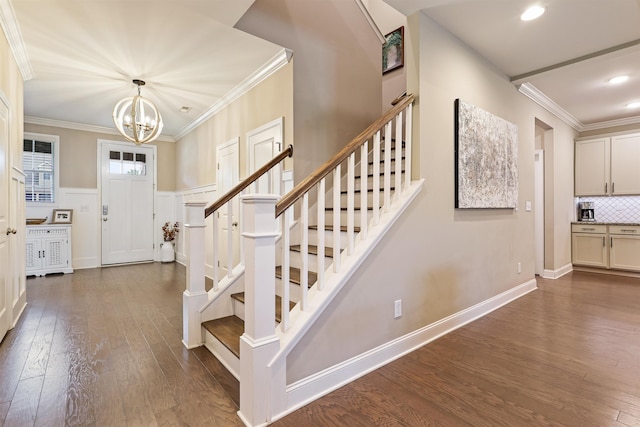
[0, 32, 24, 170]
[175, 61, 294, 190]
[285, 12, 578, 383]
[23, 124, 176, 192]
[236, 0, 383, 185]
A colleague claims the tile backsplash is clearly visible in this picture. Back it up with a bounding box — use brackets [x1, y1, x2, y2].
[577, 196, 640, 223]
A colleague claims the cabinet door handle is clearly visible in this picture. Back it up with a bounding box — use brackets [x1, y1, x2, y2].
[602, 236, 605, 247]
[582, 228, 596, 231]
[605, 183, 608, 193]
[620, 229, 637, 233]
[612, 182, 615, 194]
[611, 237, 613, 248]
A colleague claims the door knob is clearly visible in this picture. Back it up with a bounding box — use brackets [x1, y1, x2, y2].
[103, 217, 108, 222]
[5, 227, 10, 235]
[11, 228, 17, 234]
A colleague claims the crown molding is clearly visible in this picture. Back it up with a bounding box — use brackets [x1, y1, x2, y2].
[580, 115, 640, 132]
[0, 0, 33, 80]
[174, 48, 293, 141]
[24, 115, 175, 142]
[517, 82, 583, 131]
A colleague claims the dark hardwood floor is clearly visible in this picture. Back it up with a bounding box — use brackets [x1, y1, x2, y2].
[1, 263, 640, 426]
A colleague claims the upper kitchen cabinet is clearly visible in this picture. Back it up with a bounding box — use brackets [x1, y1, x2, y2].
[575, 133, 640, 196]
[610, 133, 640, 195]
[575, 137, 610, 196]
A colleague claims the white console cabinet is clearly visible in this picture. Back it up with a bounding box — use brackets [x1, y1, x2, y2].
[26, 224, 73, 276]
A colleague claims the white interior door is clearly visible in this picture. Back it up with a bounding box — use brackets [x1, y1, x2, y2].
[101, 142, 155, 265]
[247, 118, 283, 194]
[0, 97, 10, 342]
[217, 138, 240, 278]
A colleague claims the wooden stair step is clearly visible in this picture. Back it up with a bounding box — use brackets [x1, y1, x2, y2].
[202, 316, 243, 358]
[308, 224, 361, 233]
[290, 244, 335, 258]
[230, 292, 295, 323]
[275, 266, 318, 287]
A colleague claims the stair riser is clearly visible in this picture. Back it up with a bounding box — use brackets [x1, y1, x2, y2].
[307, 228, 348, 250]
[364, 159, 404, 176]
[276, 278, 302, 303]
[289, 250, 334, 272]
[324, 210, 373, 227]
[232, 297, 245, 321]
[352, 173, 405, 192]
[324, 190, 386, 209]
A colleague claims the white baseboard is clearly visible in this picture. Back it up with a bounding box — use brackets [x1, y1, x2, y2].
[72, 256, 99, 270]
[278, 278, 538, 421]
[542, 263, 572, 279]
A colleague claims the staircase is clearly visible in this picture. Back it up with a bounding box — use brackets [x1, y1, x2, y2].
[201, 140, 404, 363]
[181, 95, 421, 426]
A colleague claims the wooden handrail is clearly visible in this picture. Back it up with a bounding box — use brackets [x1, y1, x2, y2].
[205, 144, 293, 218]
[275, 94, 414, 217]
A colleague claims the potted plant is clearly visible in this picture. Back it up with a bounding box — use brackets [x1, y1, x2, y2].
[161, 221, 179, 262]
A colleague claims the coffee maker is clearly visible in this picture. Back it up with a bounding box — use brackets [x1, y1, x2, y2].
[579, 201, 595, 221]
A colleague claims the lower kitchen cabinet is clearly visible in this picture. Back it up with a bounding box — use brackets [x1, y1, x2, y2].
[571, 224, 607, 268]
[609, 226, 640, 272]
[26, 224, 73, 276]
[572, 224, 640, 272]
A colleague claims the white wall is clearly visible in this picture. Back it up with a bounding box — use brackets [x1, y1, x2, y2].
[285, 11, 578, 383]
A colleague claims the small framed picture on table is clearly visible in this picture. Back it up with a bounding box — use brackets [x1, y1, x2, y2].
[52, 209, 73, 224]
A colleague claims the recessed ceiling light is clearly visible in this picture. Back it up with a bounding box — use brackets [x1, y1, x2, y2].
[521, 5, 545, 21]
[609, 75, 629, 84]
[627, 102, 640, 109]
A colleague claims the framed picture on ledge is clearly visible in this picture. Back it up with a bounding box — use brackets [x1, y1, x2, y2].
[383, 27, 404, 74]
[52, 209, 73, 224]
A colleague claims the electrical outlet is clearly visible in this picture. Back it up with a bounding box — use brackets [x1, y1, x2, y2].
[517, 262, 522, 274]
[394, 300, 402, 318]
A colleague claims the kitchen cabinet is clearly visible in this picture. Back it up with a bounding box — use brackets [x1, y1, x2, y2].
[571, 224, 608, 268]
[575, 137, 609, 196]
[608, 225, 640, 272]
[575, 133, 640, 196]
[610, 134, 640, 195]
[26, 225, 73, 276]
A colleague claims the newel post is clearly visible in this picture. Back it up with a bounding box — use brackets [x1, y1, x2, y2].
[238, 195, 280, 426]
[182, 201, 208, 349]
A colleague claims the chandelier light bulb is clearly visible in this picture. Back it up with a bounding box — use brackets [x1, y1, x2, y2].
[113, 79, 163, 145]
[521, 5, 545, 21]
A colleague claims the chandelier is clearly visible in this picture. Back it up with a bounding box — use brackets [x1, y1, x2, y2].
[112, 79, 163, 144]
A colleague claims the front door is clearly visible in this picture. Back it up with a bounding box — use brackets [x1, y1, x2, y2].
[0, 97, 10, 342]
[101, 141, 155, 265]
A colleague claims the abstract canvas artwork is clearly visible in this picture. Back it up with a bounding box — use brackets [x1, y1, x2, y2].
[455, 99, 518, 209]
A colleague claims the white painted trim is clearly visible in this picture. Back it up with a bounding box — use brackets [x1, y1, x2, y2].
[275, 278, 538, 422]
[25, 116, 175, 142]
[354, 0, 386, 44]
[518, 83, 582, 131]
[542, 263, 573, 279]
[204, 330, 240, 379]
[175, 49, 293, 141]
[581, 115, 640, 132]
[0, 0, 33, 80]
[24, 132, 60, 208]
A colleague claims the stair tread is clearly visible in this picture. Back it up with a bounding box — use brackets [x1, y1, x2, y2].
[202, 316, 243, 358]
[275, 266, 318, 287]
[230, 293, 295, 323]
[341, 187, 396, 194]
[290, 244, 335, 258]
[308, 224, 362, 233]
[325, 206, 373, 211]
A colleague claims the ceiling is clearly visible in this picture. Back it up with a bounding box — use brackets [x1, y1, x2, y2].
[3, 0, 640, 142]
[386, 0, 640, 131]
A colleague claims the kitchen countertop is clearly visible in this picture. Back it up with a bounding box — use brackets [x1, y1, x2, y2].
[572, 221, 640, 226]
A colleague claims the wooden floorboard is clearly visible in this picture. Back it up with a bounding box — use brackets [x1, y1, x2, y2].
[2, 265, 640, 426]
[272, 272, 640, 426]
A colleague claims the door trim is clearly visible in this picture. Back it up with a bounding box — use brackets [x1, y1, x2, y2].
[97, 139, 158, 265]
[246, 117, 284, 193]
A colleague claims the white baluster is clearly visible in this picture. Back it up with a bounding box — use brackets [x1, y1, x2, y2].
[333, 164, 341, 272]
[384, 120, 392, 211]
[317, 179, 325, 290]
[212, 212, 219, 291]
[281, 210, 290, 331]
[347, 152, 355, 255]
[301, 193, 309, 310]
[226, 201, 233, 277]
[373, 131, 381, 225]
[395, 110, 403, 198]
[360, 141, 368, 239]
[405, 103, 413, 190]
